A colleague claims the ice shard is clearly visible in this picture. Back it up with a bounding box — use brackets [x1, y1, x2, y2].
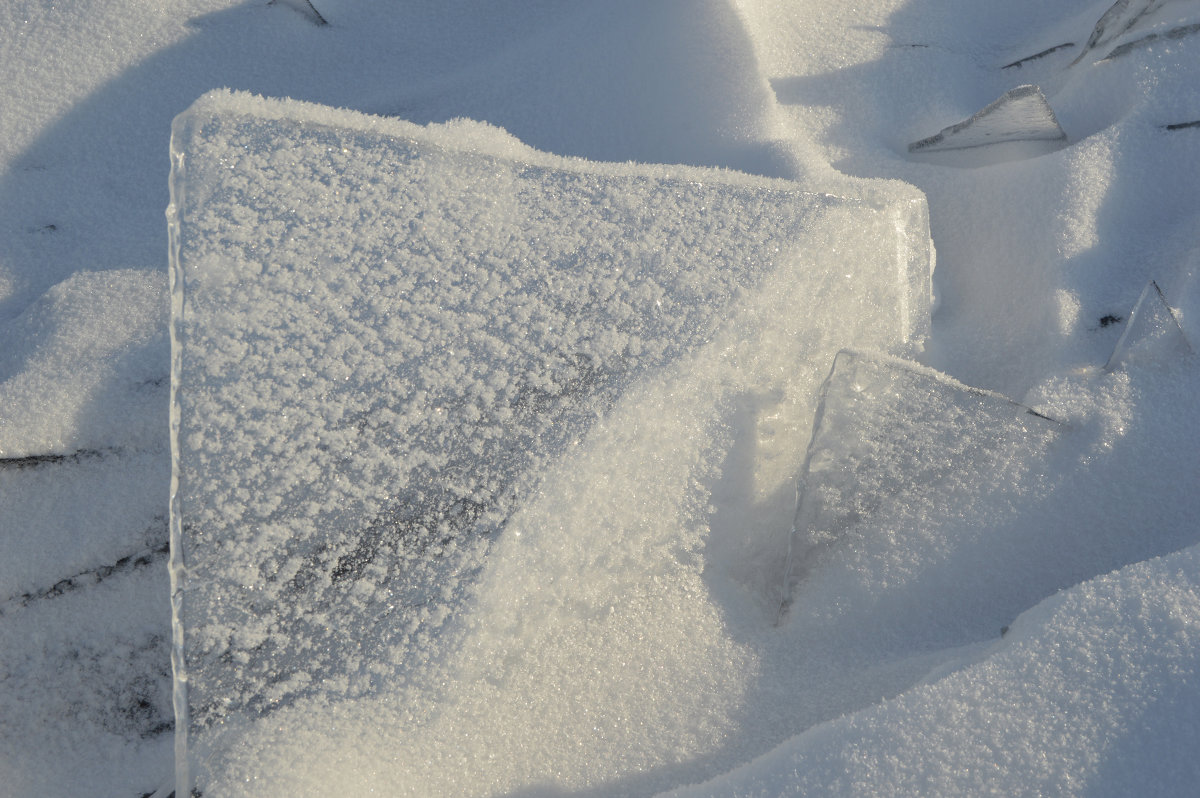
[908, 84, 1067, 162]
[781, 350, 1061, 615]
[1105, 280, 1193, 371]
[1070, 0, 1167, 65]
[168, 90, 931, 794]
[1099, 22, 1200, 62]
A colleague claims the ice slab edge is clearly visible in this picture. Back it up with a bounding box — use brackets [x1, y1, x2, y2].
[168, 89, 932, 795]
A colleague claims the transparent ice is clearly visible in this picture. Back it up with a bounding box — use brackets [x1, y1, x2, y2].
[1071, 0, 1168, 65]
[908, 85, 1067, 161]
[1105, 280, 1193, 371]
[782, 349, 1062, 614]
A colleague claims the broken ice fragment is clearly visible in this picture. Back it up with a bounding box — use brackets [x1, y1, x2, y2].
[1070, 0, 1167, 65]
[1105, 281, 1192, 371]
[1099, 22, 1200, 61]
[780, 350, 1060, 617]
[1001, 43, 1076, 70]
[908, 85, 1067, 160]
[268, 0, 329, 26]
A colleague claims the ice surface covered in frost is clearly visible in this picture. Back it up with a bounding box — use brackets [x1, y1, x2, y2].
[169, 90, 930, 795]
[782, 350, 1061, 613]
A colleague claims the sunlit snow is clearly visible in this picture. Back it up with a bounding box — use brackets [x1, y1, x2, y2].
[1, 0, 1199, 796]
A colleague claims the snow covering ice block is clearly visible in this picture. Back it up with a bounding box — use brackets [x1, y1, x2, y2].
[167, 90, 930, 793]
[783, 350, 1060, 611]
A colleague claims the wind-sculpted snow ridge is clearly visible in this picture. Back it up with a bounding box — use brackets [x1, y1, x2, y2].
[168, 90, 930, 796]
[663, 541, 1200, 798]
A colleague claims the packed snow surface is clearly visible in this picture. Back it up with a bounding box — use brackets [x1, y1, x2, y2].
[1, 0, 1199, 796]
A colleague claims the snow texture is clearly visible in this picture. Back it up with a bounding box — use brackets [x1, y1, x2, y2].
[169, 90, 930, 796]
[665, 543, 1200, 798]
[0, 270, 166, 459]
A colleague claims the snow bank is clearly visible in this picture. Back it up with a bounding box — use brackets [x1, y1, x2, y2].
[0, 269, 165, 458]
[666, 542, 1200, 798]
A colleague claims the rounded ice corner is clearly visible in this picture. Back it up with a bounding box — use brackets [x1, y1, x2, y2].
[171, 90, 232, 145]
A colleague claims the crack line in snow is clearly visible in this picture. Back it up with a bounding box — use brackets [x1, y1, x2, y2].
[0, 530, 168, 617]
[0, 446, 128, 469]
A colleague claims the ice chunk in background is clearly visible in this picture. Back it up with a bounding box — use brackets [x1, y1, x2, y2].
[908, 85, 1068, 165]
[1099, 22, 1200, 62]
[168, 90, 930, 795]
[1105, 280, 1192, 370]
[782, 350, 1061, 615]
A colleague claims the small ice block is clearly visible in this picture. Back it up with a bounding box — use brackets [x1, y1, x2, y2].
[908, 85, 1067, 163]
[1105, 280, 1193, 370]
[782, 350, 1060, 613]
[168, 90, 931, 794]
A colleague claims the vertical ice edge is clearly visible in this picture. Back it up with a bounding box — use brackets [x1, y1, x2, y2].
[166, 106, 191, 798]
[895, 196, 934, 348]
[168, 89, 931, 795]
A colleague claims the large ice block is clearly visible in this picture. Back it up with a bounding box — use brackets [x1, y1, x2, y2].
[782, 350, 1061, 615]
[168, 90, 930, 794]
